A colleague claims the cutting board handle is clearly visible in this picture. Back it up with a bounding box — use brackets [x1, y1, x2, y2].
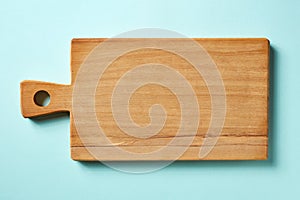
[20, 80, 72, 118]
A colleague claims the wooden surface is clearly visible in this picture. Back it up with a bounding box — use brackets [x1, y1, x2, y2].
[20, 38, 269, 161]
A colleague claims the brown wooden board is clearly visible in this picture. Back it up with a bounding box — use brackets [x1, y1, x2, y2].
[21, 38, 269, 161]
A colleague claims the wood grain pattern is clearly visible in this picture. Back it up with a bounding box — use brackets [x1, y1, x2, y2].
[20, 38, 269, 161]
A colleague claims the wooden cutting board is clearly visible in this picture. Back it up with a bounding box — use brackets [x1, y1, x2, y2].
[20, 38, 269, 161]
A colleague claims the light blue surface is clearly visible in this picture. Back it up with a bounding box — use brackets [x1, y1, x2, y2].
[0, 0, 299, 199]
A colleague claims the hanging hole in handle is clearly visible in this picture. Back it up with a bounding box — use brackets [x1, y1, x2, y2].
[34, 90, 50, 107]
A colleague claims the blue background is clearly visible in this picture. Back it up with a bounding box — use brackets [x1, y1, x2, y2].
[1, 0, 299, 199]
